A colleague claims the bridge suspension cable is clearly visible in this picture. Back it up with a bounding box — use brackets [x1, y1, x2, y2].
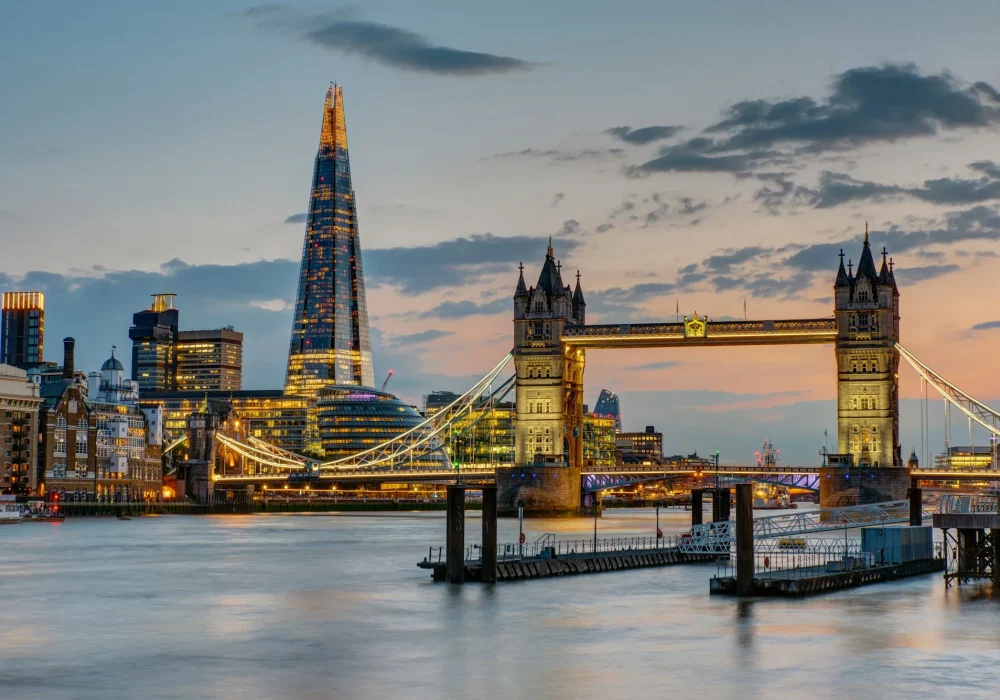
[319, 353, 515, 469]
[896, 343, 1000, 438]
[211, 353, 515, 474]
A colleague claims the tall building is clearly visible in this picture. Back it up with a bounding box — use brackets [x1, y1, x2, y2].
[583, 412, 616, 467]
[593, 389, 622, 432]
[175, 328, 243, 392]
[285, 85, 375, 397]
[128, 294, 243, 393]
[1, 291, 44, 369]
[834, 229, 901, 467]
[0, 364, 42, 495]
[129, 293, 179, 392]
[423, 391, 461, 417]
[513, 239, 586, 465]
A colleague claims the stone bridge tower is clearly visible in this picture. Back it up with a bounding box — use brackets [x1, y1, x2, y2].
[833, 229, 901, 468]
[499, 240, 586, 514]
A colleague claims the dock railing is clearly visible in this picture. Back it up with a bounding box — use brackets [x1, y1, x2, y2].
[937, 494, 999, 514]
[423, 534, 686, 565]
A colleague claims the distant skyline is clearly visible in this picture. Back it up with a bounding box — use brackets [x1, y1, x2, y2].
[2, 1, 999, 462]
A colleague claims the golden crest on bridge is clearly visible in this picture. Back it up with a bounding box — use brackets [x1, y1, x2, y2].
[684, 312, 707, 338]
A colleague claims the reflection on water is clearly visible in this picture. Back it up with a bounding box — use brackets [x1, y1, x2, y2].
[1, 509, 998, 700]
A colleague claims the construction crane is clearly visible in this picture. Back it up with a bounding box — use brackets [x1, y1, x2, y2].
[380, 369, 394, 393]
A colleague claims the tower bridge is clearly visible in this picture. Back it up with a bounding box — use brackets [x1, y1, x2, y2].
[168, 232, 998, 513]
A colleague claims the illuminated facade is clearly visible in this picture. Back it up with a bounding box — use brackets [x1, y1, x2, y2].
[0, 364, 42, 495]
[934, 445, 997, 471]
[582, 413, 616, 467]
[141, 390, 316, 454]
[39, 344, 162, 502]
[175, 328, 243, 392]
[592, 389, 622, 432]
[317, 386, 446, 467]
[834, 230, 901, 467]
[617, 426, 663, 463]
[285, 85, 374, 397]
[129, 294, 179, 392]
[1, 291, 44, 369]
[443, 402, 516, 466]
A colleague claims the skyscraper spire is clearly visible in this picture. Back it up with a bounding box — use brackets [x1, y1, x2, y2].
[285, 85, 374, 396]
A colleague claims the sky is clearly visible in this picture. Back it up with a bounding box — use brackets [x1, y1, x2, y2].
[2, 0, 1000, 464]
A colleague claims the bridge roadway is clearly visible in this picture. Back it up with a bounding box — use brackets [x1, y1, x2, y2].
[211, 462, 823, 487]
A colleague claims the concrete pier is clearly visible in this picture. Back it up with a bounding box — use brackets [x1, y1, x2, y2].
[734, 483, 753, 597]
[713, 488, 731, 523]
[446, 485, 466, 584]
[481, 485, 498, 584]
[908, 481, 923, 526]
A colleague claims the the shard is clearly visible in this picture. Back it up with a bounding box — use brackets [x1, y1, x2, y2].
[285, 85, 375, 396]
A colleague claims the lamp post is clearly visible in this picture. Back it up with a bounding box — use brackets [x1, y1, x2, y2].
[714, 451, 720, 490]
[593, 498, 598, 554]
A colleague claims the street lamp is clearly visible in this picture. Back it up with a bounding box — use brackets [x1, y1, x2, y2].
[714, 450, 720, 490]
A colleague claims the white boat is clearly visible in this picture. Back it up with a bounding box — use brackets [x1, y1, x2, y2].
[0, 503, 25, 523]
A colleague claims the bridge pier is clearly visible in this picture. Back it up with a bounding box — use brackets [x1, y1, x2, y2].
[735, 483, 753, 597]
[908, 479, 923, 526]
[713, 488, 731, 522]
[446, 485, 466, 584]
[691, 489, 704, 527]
[481, 485, 498, 583]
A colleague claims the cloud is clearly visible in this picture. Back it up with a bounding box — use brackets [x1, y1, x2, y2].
[366, 233, 580, 295]
[555, 219, 582, 237]
[245, 7, 536, 76]
[756, 161, 1000, 210]
[703, 246, 768, 273]
[628, 361, 681, 371]
[283, 212, 308, 224]
[892, 264, 960, 284]
[595, 223, 615, 233]
[488, 147, 626, 164]
[631, 64, 1000, 177]
[970, 320, 1000, 332]
[550, 193, 565, 207]
[419, 298, 509, 319]
[249, 299, 292, 312]
[385, 329, 454, 345]
[605, 125, 684, 145]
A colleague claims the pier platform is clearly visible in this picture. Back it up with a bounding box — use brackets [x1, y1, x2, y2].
[710, 557, 944, 597]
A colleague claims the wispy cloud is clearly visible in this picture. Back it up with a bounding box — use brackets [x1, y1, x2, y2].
[244, 6, 537, 76]
[605, 125, 684, 145]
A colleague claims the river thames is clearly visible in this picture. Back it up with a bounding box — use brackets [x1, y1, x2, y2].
[2, 509, 998, 700]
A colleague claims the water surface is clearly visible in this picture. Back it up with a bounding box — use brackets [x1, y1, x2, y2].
[2, 509, 997, 700]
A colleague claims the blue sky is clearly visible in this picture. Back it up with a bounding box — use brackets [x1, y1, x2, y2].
[2, 1, 1000, 463]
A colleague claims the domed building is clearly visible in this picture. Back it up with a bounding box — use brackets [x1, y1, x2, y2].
[316, 385, 450, 468]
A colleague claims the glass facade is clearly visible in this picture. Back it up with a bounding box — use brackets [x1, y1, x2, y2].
[583, 413, 616, 467]
[317, 386, 447, 468]
[128, 294, 178, 392]
[593, 389, 622, 433]
[141, 391, 317, 454]
[285, 85, 374, 397]
[1, 291, 45, 369]
[175, 328, 243, 392]
[442, 402, 516, 466]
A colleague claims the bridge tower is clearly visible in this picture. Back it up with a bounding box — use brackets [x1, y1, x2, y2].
[833, 228, 901, 468]
[501, 240, 587, 514]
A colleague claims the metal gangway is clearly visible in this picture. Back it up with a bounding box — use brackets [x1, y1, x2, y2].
[679, 500, 932, 553]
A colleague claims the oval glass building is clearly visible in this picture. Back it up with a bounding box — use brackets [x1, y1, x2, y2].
[316, 386, 450, 468]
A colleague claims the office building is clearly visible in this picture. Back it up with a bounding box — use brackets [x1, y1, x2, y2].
[423, 391, 461, 417]
[0, 364, 43, 494]
[1, 291, 44, 369]
[285, 85, 375, 397]
[583, 412, 616, 468]
[934, 445, 998, 471]
[141, 390, 317, 455]
[175, 328, 243, 392]
[128, 294, 243, 393]
[129, 293, 179, 392]
[617, 426, 663, 464]
[593, 389, 622, 433]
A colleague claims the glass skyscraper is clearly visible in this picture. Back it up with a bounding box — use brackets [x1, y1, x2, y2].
[593, 388, 622, 433]
[285, 84, 374, 397]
